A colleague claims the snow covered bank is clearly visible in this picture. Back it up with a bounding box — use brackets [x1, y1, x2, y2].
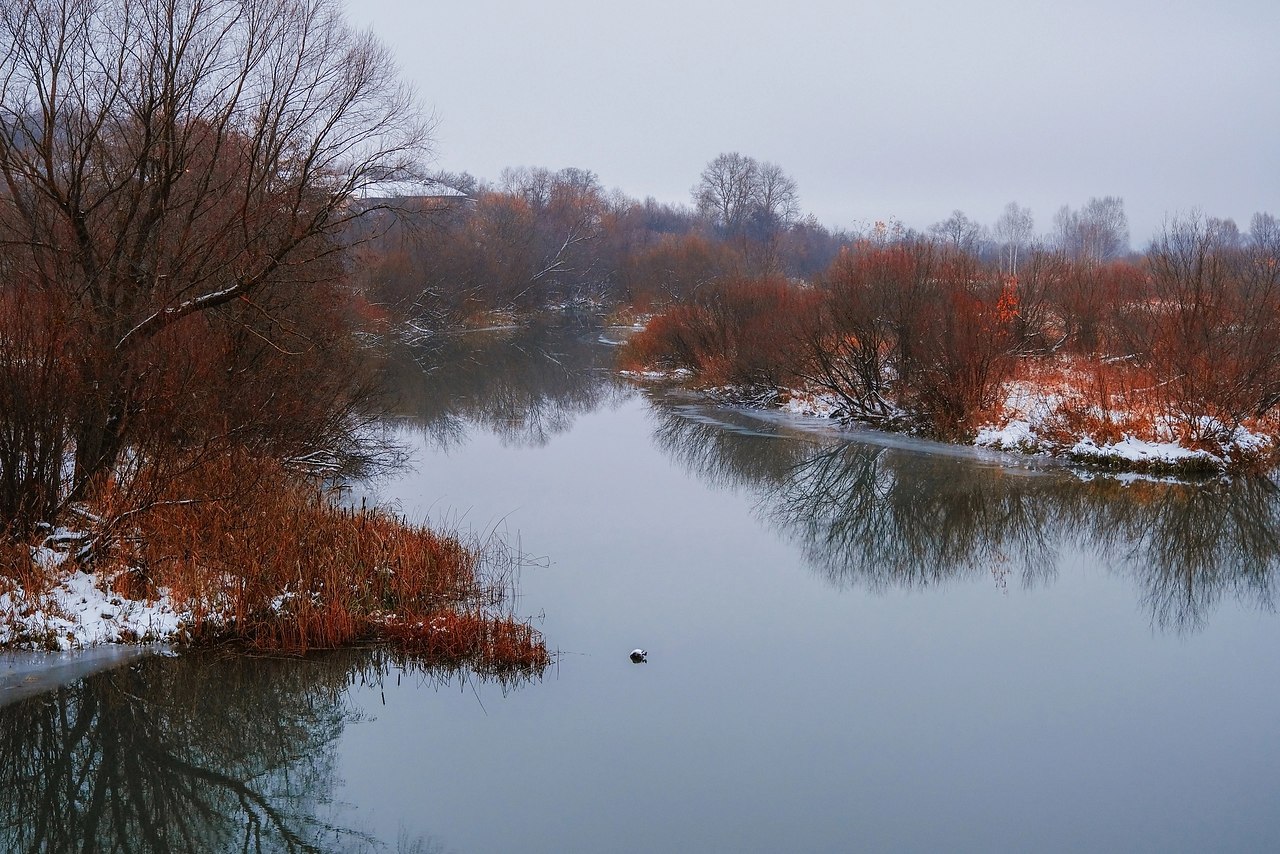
[973, 377, 1278, 474]
[2, 492, 549, 674]
[0, 559, 188, 651]
[2, 539, 188, 651]
[621, 370, 1279, 477]
[619, 366, 693, 382]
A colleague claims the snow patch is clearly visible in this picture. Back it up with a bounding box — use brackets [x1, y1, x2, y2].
[780, 390, 843, 418]
[974, 419, 1041, 451]
[1, 568, 186, 651]
[619, 367, 693, 382]
[1070, 435, 1213, 465]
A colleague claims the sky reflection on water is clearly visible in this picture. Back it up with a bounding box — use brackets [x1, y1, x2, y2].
[7, 321, 1279, 853]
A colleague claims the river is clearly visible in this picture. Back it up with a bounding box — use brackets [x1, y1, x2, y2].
[3, 319, 1279, 852]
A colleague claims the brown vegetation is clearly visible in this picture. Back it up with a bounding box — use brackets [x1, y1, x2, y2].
[3, 451, 548, 667]
[621, 216, 1280, 466]
[0, 0, 427, 534]
[346, 157, 846, 331]
[622, 243, 1019, 438]
[619, 277, 819, 390]
[0, 2, 549, 669]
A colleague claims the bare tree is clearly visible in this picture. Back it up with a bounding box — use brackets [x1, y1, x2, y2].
[0, 0, 430, 521]
[1249, 211, 1280, 255]
[928, 209, 982, 255]
[693, 152, 759, 231]
[1054, 196, 1130, 264]
[1135, 213, 1280, 435]
[693, 152, 800, 275]
[994, 201, 1035, 276]
[753, 161, 801, 232]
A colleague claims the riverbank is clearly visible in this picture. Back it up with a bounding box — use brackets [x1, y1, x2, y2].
[0, 457, 549, 674]
[621, 364, 1280, 477]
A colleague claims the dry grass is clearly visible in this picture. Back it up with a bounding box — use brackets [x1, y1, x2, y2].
[0, 537, 32, 592]
[383, 610, 549, 674]
[988, 354, 1280, 470]
[47, 452, 549, 670]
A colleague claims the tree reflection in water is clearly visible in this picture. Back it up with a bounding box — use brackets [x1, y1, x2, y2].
[650, 402, 1280, 633]
[0, 649, 519, 852]
[385, 319, 628, 449]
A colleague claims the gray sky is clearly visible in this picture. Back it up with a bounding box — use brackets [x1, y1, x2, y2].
[346, 0, 1279, 245]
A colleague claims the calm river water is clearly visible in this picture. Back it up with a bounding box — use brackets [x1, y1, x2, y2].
[4, 320, 1280, 852]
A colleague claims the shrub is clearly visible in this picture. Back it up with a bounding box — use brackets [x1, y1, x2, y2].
[620, 277, 817, 388]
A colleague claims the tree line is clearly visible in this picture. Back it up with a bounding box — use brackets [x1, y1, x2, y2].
[348, 148, 1153, 337]
[346, 155, 848, 329]
[622, 211, 1280, 461]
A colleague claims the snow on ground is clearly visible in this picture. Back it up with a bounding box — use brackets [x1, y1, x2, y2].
[619, 359, 1277, 474]
[780, 390, 844, 419]
[999, 380, 1064, 425]
[974, 419, 1042, 452]
[974, 380, 1277, 471]
[1, 554, 186, 650]
[1068, 435, 1215, 466]
[619, 367, 693, 382]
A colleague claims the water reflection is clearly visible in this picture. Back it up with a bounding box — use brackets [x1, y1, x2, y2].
[650, 402, 1280, 633]
[385, 319, 628, 449]
[0, 650, 521, 852]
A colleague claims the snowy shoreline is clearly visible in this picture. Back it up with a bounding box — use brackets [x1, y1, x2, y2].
[0, 544, 189, 652]
[621, 370, 1279, 477]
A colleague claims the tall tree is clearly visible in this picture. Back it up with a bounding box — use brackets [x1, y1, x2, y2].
[928, 209, 982, 255]
[0, 0, 429, 524]
[694, 152, 760, 232]
[1054, 196, 1130, 264]
[693, 152, 799, 275]
[993, 202, 1035, 276]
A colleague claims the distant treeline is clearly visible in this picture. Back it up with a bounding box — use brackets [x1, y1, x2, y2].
[346, 155, 847, 325]
[345, 153, 1151, 329]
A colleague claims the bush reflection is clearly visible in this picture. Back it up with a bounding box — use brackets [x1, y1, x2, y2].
[651, 403, 1280, 633]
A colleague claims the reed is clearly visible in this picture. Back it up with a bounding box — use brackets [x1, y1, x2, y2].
[383, 610, 550, 674]
[78, 451, 548, 670]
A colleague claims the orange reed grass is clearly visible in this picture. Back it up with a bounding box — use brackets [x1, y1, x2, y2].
[84, 451, 547, 670]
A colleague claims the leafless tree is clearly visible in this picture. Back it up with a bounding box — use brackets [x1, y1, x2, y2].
[693, 152, 760, 232]
[994, 201, 1035, 276]
[1053, 196, 1130, 264]
[753, 160, 801, 232]
[928, 209, 982, 255]
[1135, 213, 1280, 434]
[693, 152, 800, 275]
[0, 0, 430, 526]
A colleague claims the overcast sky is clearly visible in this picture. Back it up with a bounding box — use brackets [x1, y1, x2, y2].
[346, 0, 1278, 246]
